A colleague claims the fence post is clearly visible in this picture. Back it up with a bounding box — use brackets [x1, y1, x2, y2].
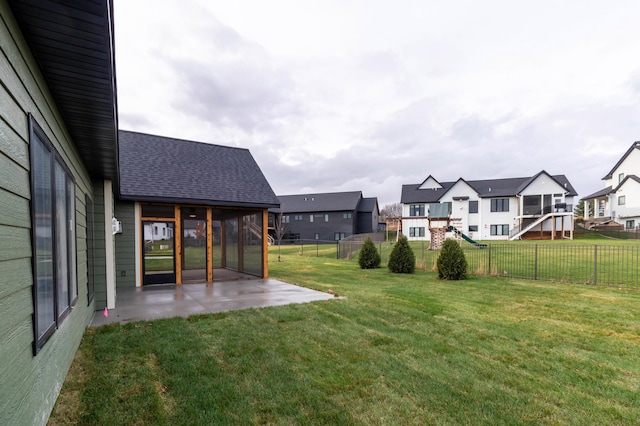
[534, 244, 538, 280]
[336, 241, 339, 259]
[593, 245, 597, 286]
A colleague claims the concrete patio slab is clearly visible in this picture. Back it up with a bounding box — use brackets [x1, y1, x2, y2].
[90, 278, 336, 326]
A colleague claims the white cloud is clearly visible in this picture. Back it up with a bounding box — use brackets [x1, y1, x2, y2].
[115, 0, 640, 206]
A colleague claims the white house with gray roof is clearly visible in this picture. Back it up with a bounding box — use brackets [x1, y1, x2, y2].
[400, 171, 577, 241]
[581, 141, 640, 230]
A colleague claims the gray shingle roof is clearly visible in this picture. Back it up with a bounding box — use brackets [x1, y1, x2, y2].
[118, 130, 279, 208]
[358, 197, 378, 213]
[401, 173, 578, 203]
[277, 191, 363, 213]
[581, 186, 612, 201]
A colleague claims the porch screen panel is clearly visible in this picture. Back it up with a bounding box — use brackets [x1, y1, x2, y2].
[212, 220, 222, 268]
[243, 213, 263, 276]
[225, 218, 239, 270]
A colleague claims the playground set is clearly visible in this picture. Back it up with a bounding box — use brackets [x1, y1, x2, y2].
[427, 203, 486, 249]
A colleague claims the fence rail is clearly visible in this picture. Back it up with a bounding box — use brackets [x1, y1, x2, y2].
[335, 240, 640, 289]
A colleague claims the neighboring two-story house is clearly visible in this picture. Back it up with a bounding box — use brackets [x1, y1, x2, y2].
[581, 141, 640, 230]
[272, 191, 379, 241]
[401, 171, 577, 241]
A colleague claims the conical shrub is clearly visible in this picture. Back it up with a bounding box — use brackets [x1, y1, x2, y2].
[358, 236, 381, 269]
[388, 236, 415, 273]
[437, 239, 468, 280]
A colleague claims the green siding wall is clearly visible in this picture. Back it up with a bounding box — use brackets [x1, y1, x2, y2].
[92, 181, 108, 310]
[115, 201, 137, 288]
[0, 3, 106, 424]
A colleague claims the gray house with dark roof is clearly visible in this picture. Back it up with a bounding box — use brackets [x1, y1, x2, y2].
[115, 130, 279, 288]
[272, 191, 379, 241]
[401, 171, 578, 241]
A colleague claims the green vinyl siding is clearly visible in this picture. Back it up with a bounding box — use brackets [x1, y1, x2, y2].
[0, 2, 103, 424]
[92, 180, 108, 310]
[115, 201, 136, 288]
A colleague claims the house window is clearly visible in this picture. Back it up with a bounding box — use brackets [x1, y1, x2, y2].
[334, 232, 346, 240]
[324, 214, 329, 222]
[469, 225, 478, 232]
[343, 213, 352, 219]
[618, 196, 626, 205]
[294, 215, 303, 221]
[490, 199, 509, 212]
[469, 201, 478, 214]
[490, 224, 509, 236]
[282, 215, 290, 223]
[619, 173, 625, 184]
[310, 214, 313, 222]
[410, 204, 425, 216]
[626, 220, 635, 230]
[30, 116, 77, 354]
[314, 233, 319, 240]
[409, 227, 425, 237]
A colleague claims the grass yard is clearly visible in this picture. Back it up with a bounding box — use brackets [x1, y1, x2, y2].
[50, 247, 640, 424]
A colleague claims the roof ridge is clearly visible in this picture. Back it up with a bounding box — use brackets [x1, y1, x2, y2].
[119, 129, 249, 151]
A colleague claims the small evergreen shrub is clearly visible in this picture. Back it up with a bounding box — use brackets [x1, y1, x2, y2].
[358, 237, 381, 269]
[437, 239, 468, 280]
[388, 236, 415, 273]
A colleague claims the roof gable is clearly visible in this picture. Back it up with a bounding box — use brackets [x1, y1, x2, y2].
[517, 170, 569, 195]
[418, 175, 442, 190]
[613, 174, 640, 192]
[602, 141, 640, 180]
[277, 191, 363, 213]
[439, 178, 478, 200]
[118, 131, 279, 208]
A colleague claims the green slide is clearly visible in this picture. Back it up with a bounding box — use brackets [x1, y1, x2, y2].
[447, 226, 487, 248]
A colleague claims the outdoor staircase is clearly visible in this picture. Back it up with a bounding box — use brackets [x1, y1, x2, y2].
[509, 212, 572, 241]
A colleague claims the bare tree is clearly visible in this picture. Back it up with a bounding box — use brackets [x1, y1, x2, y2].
[381, 202, 402, 220]
[274, 211, 287, 262]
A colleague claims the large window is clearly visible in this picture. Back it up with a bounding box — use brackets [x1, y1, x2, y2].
[490, 198, 509, 212]
[626, 220, 635, 230]
[469, 201, 478, 214]
[410, 204, 425, 216]
[30, 116, 77, 354]
[490, 224, 509, 236]
[409, 227, 425, 237]
[618, 196, 626, 205]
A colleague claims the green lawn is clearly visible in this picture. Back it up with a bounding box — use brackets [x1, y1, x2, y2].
[50, 248, 640, 425]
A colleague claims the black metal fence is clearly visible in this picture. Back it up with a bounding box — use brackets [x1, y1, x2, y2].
[337, 240, 640, 289]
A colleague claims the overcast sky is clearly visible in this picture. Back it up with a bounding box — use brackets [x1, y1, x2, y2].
[114, 0, 640, 206]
